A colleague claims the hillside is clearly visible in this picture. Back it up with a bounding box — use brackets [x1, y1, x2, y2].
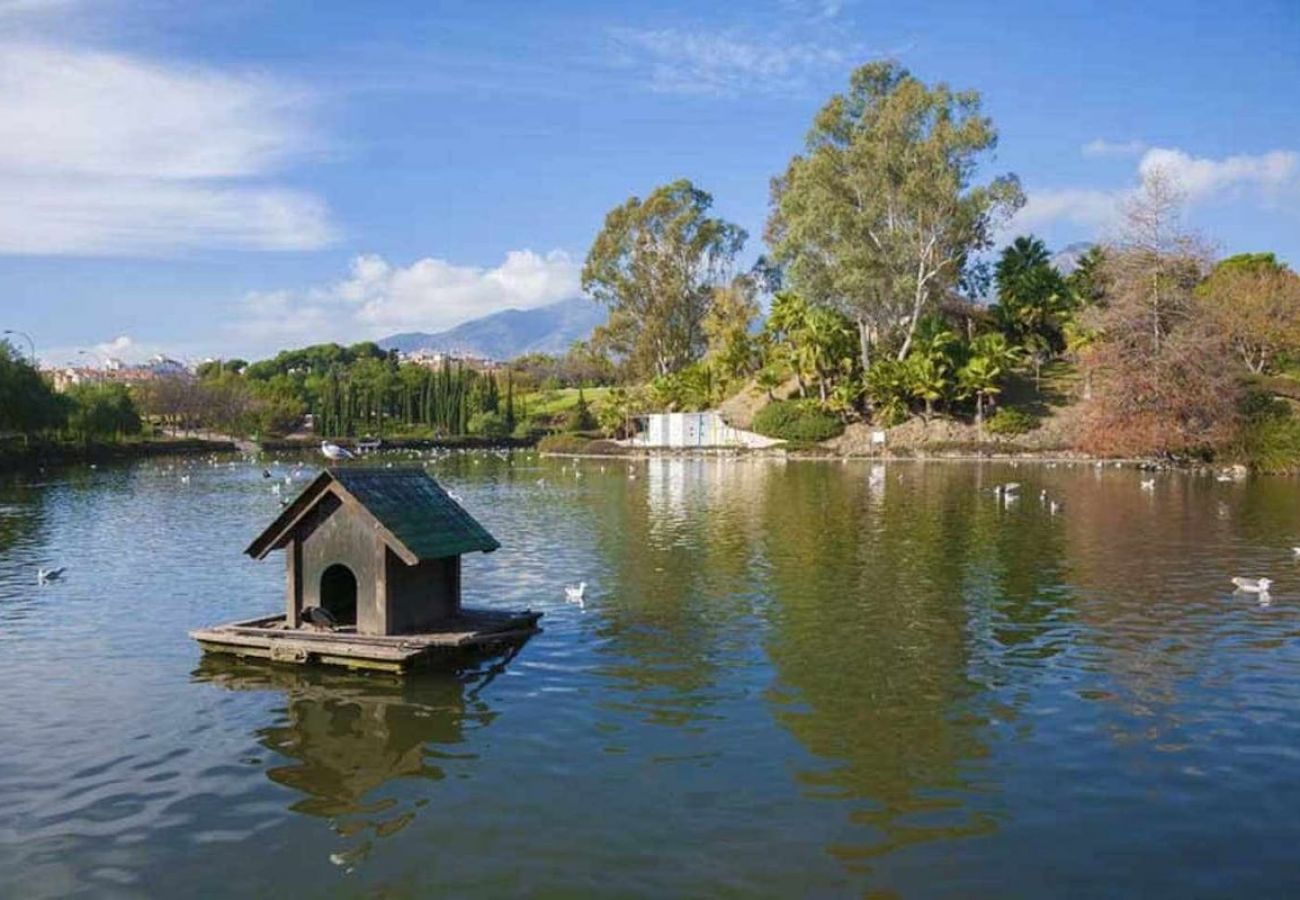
[379, 297, 603, 360]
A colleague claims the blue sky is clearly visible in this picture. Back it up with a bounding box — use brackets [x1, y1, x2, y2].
[2, 0, 1298, 365]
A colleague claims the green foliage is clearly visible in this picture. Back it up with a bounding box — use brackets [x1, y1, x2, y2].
[752, 399, 844, 442]
[649, 364, 717, 412]
[583, 179, 746, 378]
[593, 385, 647, 438]
[564, 387, 598, 432]
[992, 235, 1071, 353]
[1237, 415, 1300, 473]
[766, 60, 1024, 372]
[0, 341, 68, 435]
[65, 382, 142, 442]
[467, 410, 509, 439]
[864, 358, 911, 426]
[703, 276, 762, 390]
[984, 407, 1039, 436]
[1230, 389, 1300, 473]
[763, 292, 858, 403]
[1211, 252, 1288, 276]
[1066, 245, 1109, 307]
[537, 433, 594, 454]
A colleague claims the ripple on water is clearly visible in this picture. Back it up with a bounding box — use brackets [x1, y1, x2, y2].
[2, 456, 1300, 897]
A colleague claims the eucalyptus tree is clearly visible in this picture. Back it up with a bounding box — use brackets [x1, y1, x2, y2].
[766, 61, 1024, 373]
[583, 180, 746, 379]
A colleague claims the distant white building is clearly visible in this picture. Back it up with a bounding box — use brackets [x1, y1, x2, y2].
[629, 411, 781, 450]
[144, 355, 189, 376]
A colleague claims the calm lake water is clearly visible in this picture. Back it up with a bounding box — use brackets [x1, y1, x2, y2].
[2, 452, 1299, 898]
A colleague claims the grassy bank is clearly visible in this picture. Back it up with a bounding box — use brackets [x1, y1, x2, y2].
[0, 436, 238, 472]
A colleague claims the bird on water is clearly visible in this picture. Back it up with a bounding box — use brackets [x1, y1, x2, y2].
[37, 567, 66, 584]
[1231, 577, 1272, 594]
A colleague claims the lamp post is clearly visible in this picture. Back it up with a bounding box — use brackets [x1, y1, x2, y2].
[2, 329, 35, 365]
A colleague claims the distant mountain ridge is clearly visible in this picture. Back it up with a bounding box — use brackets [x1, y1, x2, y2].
[379, 297, 604, 360]
[1050, 241, 1094, 276]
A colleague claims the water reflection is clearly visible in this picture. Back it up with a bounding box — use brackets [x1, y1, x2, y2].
[192, 657, 501, 868]
[5, 455, 1300, 896]
[757, 464, 1002, 872]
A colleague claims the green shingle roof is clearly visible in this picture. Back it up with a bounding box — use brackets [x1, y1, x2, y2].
[330, 467, 499, 560]
[245, 466, 499, 561]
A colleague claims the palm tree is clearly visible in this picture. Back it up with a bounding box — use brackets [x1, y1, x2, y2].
[993, 235, 1070, 352]
[958, 333, 1021, 426]
[905, 319, 962, 418]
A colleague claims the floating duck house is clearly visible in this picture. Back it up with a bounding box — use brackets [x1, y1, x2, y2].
[191, 467, 540, 672]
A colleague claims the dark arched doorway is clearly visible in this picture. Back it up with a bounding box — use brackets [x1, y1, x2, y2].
[319, 564, 358, 626]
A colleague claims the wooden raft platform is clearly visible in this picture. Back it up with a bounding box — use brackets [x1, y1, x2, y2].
[191, 608, 542, 673]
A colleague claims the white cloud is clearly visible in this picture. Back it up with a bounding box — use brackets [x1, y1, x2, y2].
[39, 333, 180, 367]
[234, 249, 582, 352]
[1013, 187, 1121, 231]
[1011, 145, 1300, 234]
[1138, 147, 1298, 202]
[0, 42, 335, 255]
[608, 26, 851, 96]
[1081, 138, 1147, 158]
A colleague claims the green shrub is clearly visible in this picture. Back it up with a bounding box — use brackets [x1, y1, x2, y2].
[1234, 395, 1300, 473]
[564, 389, 598, 432]
[985, 407, 1039, 436]
[537, 433, 592, 454]
[1238, 416, 1300, 473]
[752, 400, 844, 442]
[467, 411, 509, 439]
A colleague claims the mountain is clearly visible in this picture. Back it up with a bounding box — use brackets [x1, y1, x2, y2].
[1050, 241, 1094, 276]
[379, 297, 604, 361]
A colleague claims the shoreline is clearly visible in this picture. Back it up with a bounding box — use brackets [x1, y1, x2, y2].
[0, 437, 239, 473]
[537, 445, 1228, 470]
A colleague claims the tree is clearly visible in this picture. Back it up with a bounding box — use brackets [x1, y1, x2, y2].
[958, 333, 1021, 425]
[992, 235, 1071, 363]
[766, 60, 1024, 375]
[1080, 172, 1238, 456]
[0, 341, 67, 438]
[1196, 253, 1300, 375]
[65, 382, 141, 443]
[702, 274, 761, 389]
[764, 292, 856, 403]
[565, 387, 598, 432]
[1066, 245, 1109, 307]
[903, 319, 961, 418]
[583, 180, 746, 378]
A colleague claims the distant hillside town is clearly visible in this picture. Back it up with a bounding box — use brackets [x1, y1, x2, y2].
[47, 354, 192, 392]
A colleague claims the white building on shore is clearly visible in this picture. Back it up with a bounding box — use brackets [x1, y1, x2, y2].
[628, 411, 782, 450]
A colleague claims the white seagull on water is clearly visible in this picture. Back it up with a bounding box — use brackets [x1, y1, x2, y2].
[37, 567, 66, 584]
[1231, 576, 1272, 594]
[320, 441, 353, 461]
[565, 582, 587, 604]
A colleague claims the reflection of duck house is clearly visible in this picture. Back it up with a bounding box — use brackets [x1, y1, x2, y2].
[191, 467, 541, 672]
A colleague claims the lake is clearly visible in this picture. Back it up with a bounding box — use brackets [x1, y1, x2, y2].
[2, 452, 1299, 897]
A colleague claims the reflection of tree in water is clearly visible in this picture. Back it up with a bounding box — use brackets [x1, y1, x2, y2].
[582, 459, 773, 727]
[193, 656, 501, 869]
[759, 464, 1078, 876]
[1045, 472, 1285, 745]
